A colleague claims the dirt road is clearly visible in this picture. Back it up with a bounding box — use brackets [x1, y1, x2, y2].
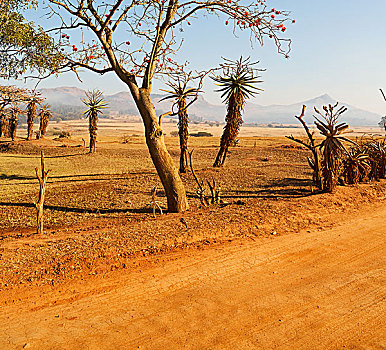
[1, 204, 385, 349]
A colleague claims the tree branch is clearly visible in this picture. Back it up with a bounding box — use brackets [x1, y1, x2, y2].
[380, 88, 386, 102]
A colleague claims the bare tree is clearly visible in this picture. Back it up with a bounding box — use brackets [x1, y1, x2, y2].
[288, 103, 353, 192]
[35, 151, 51, 234]
[287, 105, 323, 190]
[27, 1, 293, 212]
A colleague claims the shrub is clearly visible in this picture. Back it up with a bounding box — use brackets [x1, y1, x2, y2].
[52, 130, 71, 138]
[190, 131, 213, 137]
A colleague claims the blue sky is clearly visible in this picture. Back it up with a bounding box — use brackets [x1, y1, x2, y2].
[3, 0, 386, 115]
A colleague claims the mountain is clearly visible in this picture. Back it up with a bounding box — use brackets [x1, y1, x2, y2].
[39, 87, 85, 106]
[243, 94, 381, 126]
[38, 87, 382, 126]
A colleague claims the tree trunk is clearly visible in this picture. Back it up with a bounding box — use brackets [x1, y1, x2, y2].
[89, 113, 98, 153]
[213, 92, 243, 168]
[178, 101, 189, 173]
[131, 87, 188, 212]
[180, 149, 188, 173]
[214, 135, 232, 167]
[27, 105, 36, 141]
[9, 117, 18, 141]
[0, 114, 3, 137]
[27, 119, 34, 140]
[313, 149, 323, 190]
[40, 113, 49, 137]
[322, 152, 341, 193]
[89, 135, 96, 153]
[221, 146, 229, 166]
[1, 115, 10, 138]
[38, 115, 43, 138]
[36, 198, 44, 234]
[214, 147, 225, 167]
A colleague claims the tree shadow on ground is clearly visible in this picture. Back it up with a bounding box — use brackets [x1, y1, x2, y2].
[224, 178, 313, 199]
[187, 178, 314, 200]
[0, 174, 35, 180]
[0, 173, 128, 183]
[0, 171, 157, 184]
[0, 152, 87, 159]
[0, 178, 314, 215]
[0, 202, 155, 214]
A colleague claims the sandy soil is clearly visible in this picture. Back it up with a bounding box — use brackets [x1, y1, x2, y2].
[1, 202, 385, 349]
[1, 128, 385, 349]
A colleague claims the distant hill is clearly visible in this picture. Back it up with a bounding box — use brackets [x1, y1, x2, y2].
[38, 87, 382, 126]
[243, 94, 382, 126]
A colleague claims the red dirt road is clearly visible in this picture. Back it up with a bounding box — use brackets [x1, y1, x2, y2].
[1, 204, 385, 350]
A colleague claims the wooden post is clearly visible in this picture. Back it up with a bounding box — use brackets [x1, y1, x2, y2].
[35, 151, 50, 234]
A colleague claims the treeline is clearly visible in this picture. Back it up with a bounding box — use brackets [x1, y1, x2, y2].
[49, 105, 86, 121]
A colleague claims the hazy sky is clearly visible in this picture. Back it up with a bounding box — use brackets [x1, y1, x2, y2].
[3, 0, 386, 115]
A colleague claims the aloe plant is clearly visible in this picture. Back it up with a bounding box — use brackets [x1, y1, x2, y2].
[366, 140, 386, 180]
[343, 145, 371, 184]
[38, 104, 52, 138]
[313, 103, 354, 191]
[8, 104, 22, 141]
[160, 77, 201, 172]
[212, 57, 263, 167]
[26, 92, 43, 140]
[82, 90, 107, 153]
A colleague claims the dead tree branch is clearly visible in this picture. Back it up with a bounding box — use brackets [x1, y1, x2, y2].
[189, 150, 220, 206]
[380, 88, 386, 102]
[188, 150, 208, 206]
[286, 105, 324, 190]
[150, 185, 163, 217]
[35, 151, 51, 234]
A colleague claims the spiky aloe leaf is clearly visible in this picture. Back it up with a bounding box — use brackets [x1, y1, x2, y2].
[212, 72, 263, 103]
[81, 90, 108, 118]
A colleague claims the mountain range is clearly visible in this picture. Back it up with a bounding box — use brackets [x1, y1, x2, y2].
[38, 86, 383, 126]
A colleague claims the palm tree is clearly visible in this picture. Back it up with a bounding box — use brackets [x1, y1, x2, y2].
[38, 104, 52, 138]
[314, 103, 353, 192]
[81, 90, 107, 153]
[26, 92, 43, 140]
[212, 57, 263, 167]
[160, 76, 202, 173]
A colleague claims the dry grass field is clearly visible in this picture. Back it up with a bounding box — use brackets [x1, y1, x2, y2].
[0, 120, 385, 349]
